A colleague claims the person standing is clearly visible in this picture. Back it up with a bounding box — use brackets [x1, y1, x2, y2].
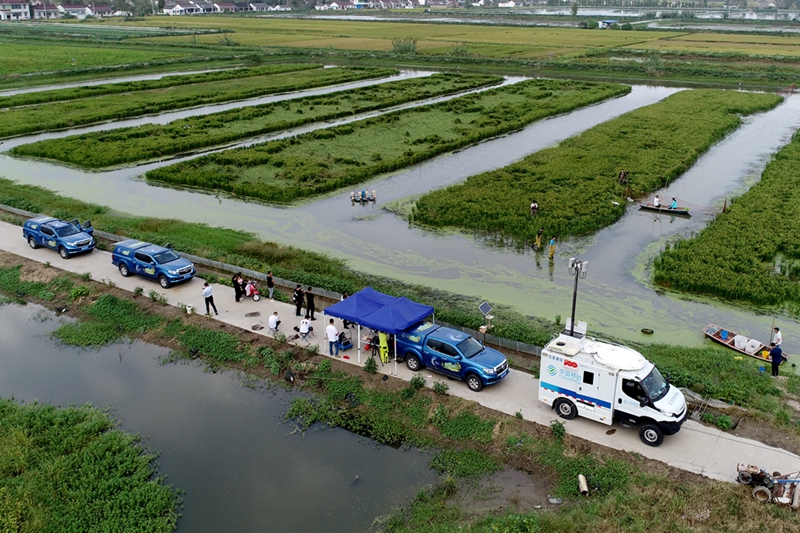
[773, 327, 783, 347]
[341, 291, 350, 329]
[267, 271, 275, 300]
[202, 282, 218, 316]
[770, 342, 783, 377]
[548, 236, 556, 260]
[530, 201, 538, 217]
[293, 284, 304, 317]
[232, 272, 243, 303]
[326, 319, 339, 357]
[305, 287, 316, 321]
[534, 228, 544, 250]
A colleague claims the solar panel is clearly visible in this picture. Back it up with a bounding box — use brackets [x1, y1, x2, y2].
[478, 301, 492, 316]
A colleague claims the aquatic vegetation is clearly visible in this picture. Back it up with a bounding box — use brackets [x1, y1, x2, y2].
[0, 63, 318, 108]
[413, 90, 782, 243]
[0, 66, 395, 138]
[0, 399, 179, 532]
[654, 130, 800, 307]
[14, 73, 501, 168]
[145, 79, 630, 203]
[53, 294, 164, 346]
[430, 449, 500, 479]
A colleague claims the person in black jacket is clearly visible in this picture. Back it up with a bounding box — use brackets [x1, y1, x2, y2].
[232, 272, 244, 303]
[770, 342, 784, 377]
[293, 285, 304, 317]
[305, 287, 316, 320]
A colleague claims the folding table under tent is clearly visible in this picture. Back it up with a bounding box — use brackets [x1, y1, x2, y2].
[324, 288, 434, 374]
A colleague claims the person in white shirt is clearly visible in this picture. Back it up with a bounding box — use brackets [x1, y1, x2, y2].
[326, 319, 339, 356]
[653, 195, 661, 208]
[202, 282, 218, 316]
[268, 311, 281, 332]
[299, 317, 314, 337]
[773, 327, 782, 347]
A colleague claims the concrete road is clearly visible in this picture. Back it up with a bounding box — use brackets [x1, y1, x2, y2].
[1, 218, 798, 483]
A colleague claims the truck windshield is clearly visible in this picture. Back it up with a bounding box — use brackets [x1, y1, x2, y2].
[54, 226, 80, 237]
[153, 251, 180, 264]
[641, 367, 669, 402]
[456, 337, 483, 358]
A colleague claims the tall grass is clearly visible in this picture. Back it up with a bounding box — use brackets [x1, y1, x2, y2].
[0, 66, 396, 138]
[145, 79, 630, 203]
[413, 90, 782, 243]
[13, 73, 502, 169]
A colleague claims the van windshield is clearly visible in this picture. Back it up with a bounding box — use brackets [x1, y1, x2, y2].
[456, 337, 483, 359]
[54, 226, 80, 237]
[641, 367, 669, 402]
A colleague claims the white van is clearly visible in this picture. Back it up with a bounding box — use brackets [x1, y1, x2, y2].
[538, 322, 687, 447]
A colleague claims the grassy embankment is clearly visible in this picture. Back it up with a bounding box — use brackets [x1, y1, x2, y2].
[145, 79, 630, 203]
[1, 261, 797, 533]
[12, 73, 503, 168]
[654, 129, 800, 313]
[0, 178, 559, 346]
[411, 90, 782, 243]
[0, 66, 397, 138]
[0, 395, 179, 532]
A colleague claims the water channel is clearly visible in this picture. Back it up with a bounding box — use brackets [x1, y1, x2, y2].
[2, 75, 799, 351]
[0, 302, 435, 532]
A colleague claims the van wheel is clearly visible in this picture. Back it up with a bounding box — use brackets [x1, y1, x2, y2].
[554, 398, 577, 420]
[119, 263, 131, 277]
[466, 373, 483, 392]
[58, 247, 69, 260]
[28, 236, 39, 249]
[159, 275, 171, 289]
[405, 355, 421, 372]
[639, 424, 664, 447]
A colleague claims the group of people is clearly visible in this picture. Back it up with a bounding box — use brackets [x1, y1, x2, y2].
[770, 326, 784, 378]
[652, 196, 679, 210]
[292, 285, 317, 320]
[532, 227, 557, 259]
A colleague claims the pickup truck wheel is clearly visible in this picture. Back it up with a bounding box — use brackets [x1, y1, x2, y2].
[639, 424, 664, 447]
[27, 236, 39, 249]
[405, 355, 421, 372]
[466, 373, 483, 392]
[58, 247, 69, 260]
[158, 275, 171, 289]
[118, 263, 131, 277]
[554, 398, 577, 420]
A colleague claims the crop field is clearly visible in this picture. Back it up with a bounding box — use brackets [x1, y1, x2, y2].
[144, 79, 629, 203]
[412, 90, 782, 243]
[0, 66, 396, 138]
[0, 397, 178, 532]
[625, 39, 800, 58]
[12, 73, 502, 169]
[0, 63, 320, 107]
[0, 41, 188, 77]
[654, 132, 800, 308]
[0, 20, 210, 41]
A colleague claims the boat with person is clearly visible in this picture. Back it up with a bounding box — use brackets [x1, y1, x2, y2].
[701, 324, 788, 364]
[638, 203, 691, 217]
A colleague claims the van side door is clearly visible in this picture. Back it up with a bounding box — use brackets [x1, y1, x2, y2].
[426, 339, 463, 379]
[40, 225, 58, 250]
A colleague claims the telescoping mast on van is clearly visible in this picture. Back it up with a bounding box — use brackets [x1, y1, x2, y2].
[538, 320, 688, 447]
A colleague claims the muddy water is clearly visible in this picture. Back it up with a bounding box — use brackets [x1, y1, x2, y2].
[2, 86, 799, 352]
[0, 302, 434, 532]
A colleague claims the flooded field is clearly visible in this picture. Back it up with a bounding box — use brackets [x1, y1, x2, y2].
[2, 74, 799, 351]
[0, 302, 435, 532]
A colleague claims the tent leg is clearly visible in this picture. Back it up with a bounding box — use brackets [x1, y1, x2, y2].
[394, 337, 397, 376]
[357, 324, 361, 364]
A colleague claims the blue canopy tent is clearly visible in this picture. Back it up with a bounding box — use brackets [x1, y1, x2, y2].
[324, 288, 434, 372]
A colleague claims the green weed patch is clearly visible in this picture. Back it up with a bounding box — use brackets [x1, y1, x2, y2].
[430, 448, 500, 479]
[53, 294, 164, 347]
[0, 66, 395, 138]
[654, 130, 800, 307]
[0, 399, 178, 532]
[0, 265, 66, 301]
[413, 90, 782, 243]
[14, 73, 501, 169]
[145, 79, 629, 203]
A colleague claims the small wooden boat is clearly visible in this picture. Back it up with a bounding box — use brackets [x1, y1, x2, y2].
[702, 324, 788, 364]
[639, 203, 691, 217]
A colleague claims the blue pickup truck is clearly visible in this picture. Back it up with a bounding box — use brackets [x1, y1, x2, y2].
[397, 323, 509, 392]
[23, 216, 95, 259]
[111, 240, 196, 289]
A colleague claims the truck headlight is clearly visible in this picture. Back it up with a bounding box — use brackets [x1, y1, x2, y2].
[168, 270, 178, 275]
[483, 367, 496, 375]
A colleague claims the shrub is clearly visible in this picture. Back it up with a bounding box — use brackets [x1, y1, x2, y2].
[363, 355, 378, 374]
[433, 381, 450, 395]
